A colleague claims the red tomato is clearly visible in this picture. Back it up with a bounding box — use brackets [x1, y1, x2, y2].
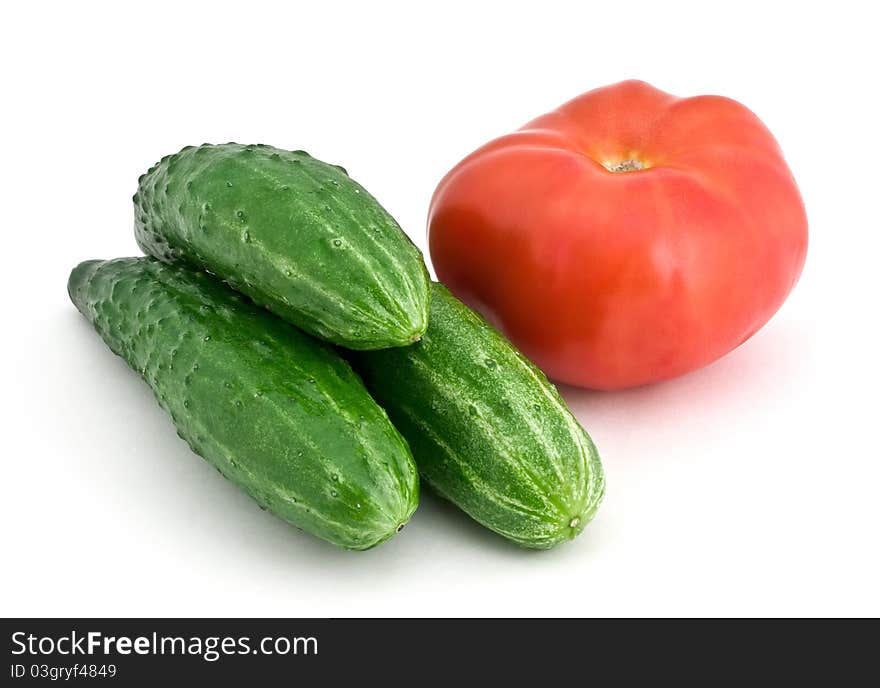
[428, 80, 808, 390]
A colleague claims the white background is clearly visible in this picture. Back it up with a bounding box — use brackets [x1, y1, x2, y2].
[2, 1, 878, 617]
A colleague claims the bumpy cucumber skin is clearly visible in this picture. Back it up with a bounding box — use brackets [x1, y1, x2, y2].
[134, 143, 430, 350]
[351, 283, 604, 549]
[68, 257, 419, 550]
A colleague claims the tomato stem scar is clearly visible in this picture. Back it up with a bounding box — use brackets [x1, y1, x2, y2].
[603, 159, 646, 173]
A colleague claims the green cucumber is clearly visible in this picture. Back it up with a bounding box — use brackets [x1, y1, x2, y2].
[134, 143, 429, 350]
[351, 283, 604, 549]
[68, 257, 419, 550]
